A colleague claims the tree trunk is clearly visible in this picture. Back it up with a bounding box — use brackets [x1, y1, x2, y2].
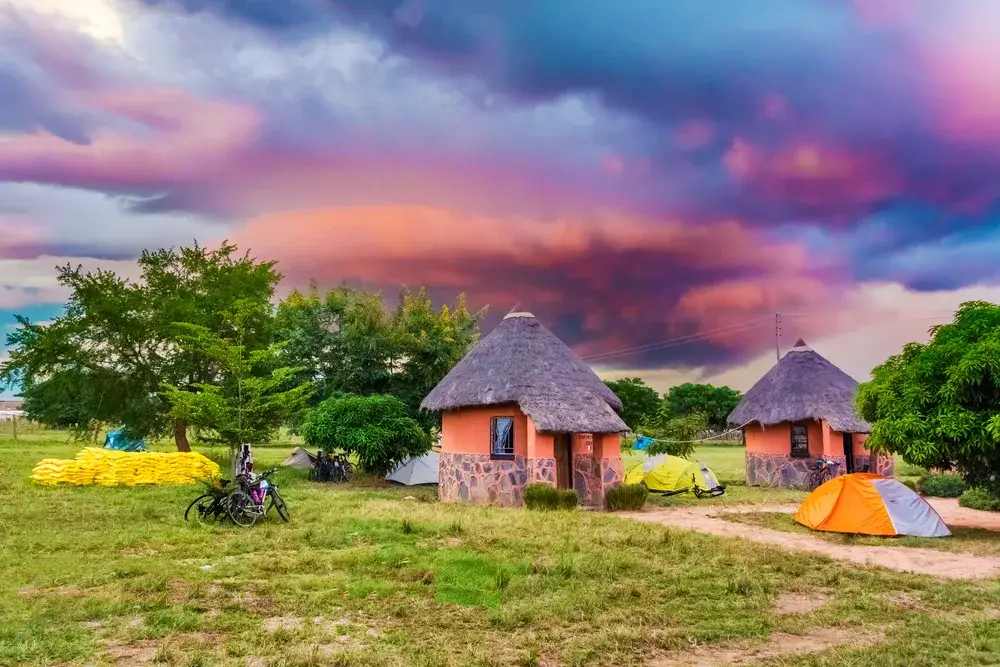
[174, 419, 191, 452]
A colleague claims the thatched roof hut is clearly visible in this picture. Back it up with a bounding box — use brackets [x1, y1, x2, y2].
[421, 312, 627, 433]
[727, 339, 871, 433]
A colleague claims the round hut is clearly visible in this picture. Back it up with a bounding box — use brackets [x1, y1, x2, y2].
[421, 312, 628, 507]
[727, 339, 893, 489]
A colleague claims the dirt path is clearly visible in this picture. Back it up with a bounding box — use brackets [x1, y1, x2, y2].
[647, 626, 883, 667]
[619, 502, 1000, 580]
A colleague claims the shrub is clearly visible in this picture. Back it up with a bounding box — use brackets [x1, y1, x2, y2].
[959, 487, 1000, 512]
[604, 484, 648, 511]
[558, 489, 579, 509]
[900, 478, 918, 492]
[301, 394, 430, 478]
[524, 484, 561, 510]
[918, 472, 966, 498]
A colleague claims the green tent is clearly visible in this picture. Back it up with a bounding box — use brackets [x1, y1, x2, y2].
[624, 455, 725, 497]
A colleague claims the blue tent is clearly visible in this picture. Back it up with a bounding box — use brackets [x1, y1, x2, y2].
[104, 429, 146, 452]
[632, 436, 653, 451]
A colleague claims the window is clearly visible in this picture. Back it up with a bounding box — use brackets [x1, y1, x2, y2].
[790, 423, 809, 458]
[490, 416, 515, 459]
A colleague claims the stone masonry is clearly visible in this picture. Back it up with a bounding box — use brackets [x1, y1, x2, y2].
[438, 452, 528, 506]
[746, 452, 895, 490]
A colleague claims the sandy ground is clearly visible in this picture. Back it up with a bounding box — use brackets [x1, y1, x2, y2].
[620, 499, 1000, 580]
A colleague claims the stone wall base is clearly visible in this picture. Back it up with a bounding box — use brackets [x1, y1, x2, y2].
[437, 452, 622, 507]
[746, 452, 894, 490]
[438, 453, 527, 506]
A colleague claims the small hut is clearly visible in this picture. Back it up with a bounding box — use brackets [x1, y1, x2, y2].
[421, 312, 627, 507]
[728, 339, 893, 489]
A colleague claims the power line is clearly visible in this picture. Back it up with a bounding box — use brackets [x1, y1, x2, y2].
[581, 310, 957, 364]
[581, 318, 771, 362]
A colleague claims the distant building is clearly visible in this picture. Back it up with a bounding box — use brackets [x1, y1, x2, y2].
[728, 339, 893, 489]
[421, 312, 627, 507]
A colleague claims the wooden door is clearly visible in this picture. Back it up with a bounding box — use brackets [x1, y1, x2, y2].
[554, 434, 571, 490]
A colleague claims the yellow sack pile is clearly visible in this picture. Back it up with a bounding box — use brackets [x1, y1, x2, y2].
[31, 448, 220, 487]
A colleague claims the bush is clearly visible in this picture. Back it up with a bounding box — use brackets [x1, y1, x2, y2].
[917, 472, 966, 498]
[900, 478, 918, 492]
[604, 484, 648, 512]
[301, 394, 430, 478]
[959, 487, 1000, 512]
[524, 484, 561, 510]
[558, 489, 579, 509]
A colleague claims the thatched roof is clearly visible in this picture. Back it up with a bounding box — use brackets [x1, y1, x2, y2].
[727, 339, 871, 433]
[421, 313, 627, 433]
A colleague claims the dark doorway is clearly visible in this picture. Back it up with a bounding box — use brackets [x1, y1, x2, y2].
[554, 434, 572, 490]
[843, 432, 854, 473]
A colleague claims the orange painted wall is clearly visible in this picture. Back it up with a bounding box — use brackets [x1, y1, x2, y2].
[593, 433, 622, 459]
[440, 405, 528, 457]
[746, 420, 873, 459]
[853, 433, 870, 456]
[745, 421, 824, 457]
[527, 417, 554, 459]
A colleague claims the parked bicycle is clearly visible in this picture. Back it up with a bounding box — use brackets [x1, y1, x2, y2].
[184, 468, 289, 527]
[184, 478, 236, 523]
[808, 458, 840, 490]
[227, 467, 290, 527]
[312, 450, 354, 484]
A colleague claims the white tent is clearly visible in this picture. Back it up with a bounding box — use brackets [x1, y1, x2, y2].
[386, 451, 439, 486]
[282, 447, 317, 469]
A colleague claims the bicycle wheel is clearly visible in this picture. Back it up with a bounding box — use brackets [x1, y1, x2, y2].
[342, 461, 354, 482]
[185, 494, 216, 522]
[269, 489, 290, 522]
[227, 491, 259, 527]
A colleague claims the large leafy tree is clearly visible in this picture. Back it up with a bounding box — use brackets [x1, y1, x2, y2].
[274, 284, 483, 430]
[857, 301, 1000, 495]
[301, 394, 431, 477]
[0, 242, 280, 450]
[603, 377, 661, 431]
[662, 383, 742, 432]
[163, 302, 313, 450]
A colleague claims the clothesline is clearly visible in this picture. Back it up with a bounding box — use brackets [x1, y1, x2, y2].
[629, 420, 753, 445]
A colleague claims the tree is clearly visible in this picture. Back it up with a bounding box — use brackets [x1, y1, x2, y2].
[662, 383, 742, 432]
[856, 301, 1000, 496]
[301, 394, 431, 477]
[603, 377, 661, 431]
[274, 284, 483, 430]
[636, 406, 706, 459]
[0, 242, 280, 450]
[163, 302, 313, 450]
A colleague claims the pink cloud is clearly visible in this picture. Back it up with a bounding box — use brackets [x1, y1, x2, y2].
[676, 121, 715, 150]
[917, 5, 1000, 142]
[0, 87, 261, 191]
[723, 137, 902, 215]
[232, 204, 838, 365]
[0, 218, 48, 260]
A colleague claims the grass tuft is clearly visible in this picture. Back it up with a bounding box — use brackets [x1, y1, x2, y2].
[604, 484, 648, 511]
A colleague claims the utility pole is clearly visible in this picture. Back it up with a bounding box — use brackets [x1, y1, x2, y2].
[775, 313, 781, 362]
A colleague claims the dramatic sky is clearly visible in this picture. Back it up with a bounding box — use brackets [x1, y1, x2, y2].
[4, 0, 1000, 397]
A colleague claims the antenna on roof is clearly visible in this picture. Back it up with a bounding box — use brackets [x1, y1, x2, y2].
[506, 301, 520, 317]
[775, 313, 781, 362]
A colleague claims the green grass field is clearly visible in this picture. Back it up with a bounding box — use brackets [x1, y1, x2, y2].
[2, 434, 997, 666]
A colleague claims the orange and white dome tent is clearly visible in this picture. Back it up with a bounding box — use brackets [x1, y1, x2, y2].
[794, 473, 951, 537]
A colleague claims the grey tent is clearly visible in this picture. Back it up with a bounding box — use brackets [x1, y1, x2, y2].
[387, 451, 440, 486]
[282, 447, 317, 470]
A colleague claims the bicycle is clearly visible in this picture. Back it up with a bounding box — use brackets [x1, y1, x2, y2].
[312, 451, 354, 483]
[808, 458, 840, 490]
[227, 468, 290, 527]
[184, 478, 236, 523]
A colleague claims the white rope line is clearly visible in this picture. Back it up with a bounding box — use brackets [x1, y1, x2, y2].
[630, 420, 752, 445]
